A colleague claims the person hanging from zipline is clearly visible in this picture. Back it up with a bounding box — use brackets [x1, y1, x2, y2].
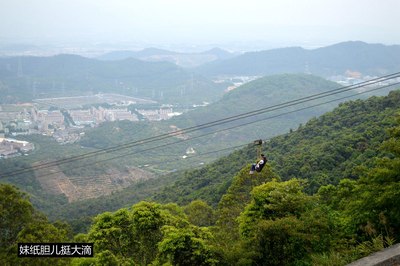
[249, 153, 267, 174]
[249, 139, 267, 174]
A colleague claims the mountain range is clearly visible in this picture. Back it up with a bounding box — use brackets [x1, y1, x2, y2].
[195, 41, 400, 77]
[1, 41, 399, 105]
[0, 54, 224, 104]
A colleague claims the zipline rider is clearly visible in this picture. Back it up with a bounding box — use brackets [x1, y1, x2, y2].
[249, 153, 267, 174]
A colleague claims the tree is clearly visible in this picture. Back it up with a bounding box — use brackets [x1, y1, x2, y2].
[239, 179, 309, 236]
[8, 215, 71, 266]
[0, 185, 70, 265]
[16, 214, 68, 243]
[157, 226, 219, 266]
[238, 179, 334, 265]
[245, 216, 309, 266]
[0, 184, 34, 249]
[131, 201, 165, 265]
[345, 117, 400, 239]
[213, 165, 276, 264]
[83, 201, 167, 265]
[184, 200, 215, 227]
[88, 208, 134, 258]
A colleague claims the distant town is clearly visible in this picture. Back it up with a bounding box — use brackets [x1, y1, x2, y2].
[0, 93, 185, 158]
[0, 137, 34, 159]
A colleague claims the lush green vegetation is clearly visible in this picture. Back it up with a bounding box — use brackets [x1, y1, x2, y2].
[28, 90, 400, 230]
[0, 184, 72, 265]
[152, 90, 400, 206]
[173, 74, 341, 132]
[2, 113, 400, 264]
[2, 85, 400, 264]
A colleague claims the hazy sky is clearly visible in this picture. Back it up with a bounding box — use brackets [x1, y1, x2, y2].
[1, 0, 399, 49]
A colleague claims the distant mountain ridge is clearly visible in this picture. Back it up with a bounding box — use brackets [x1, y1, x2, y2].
[97, 47, 178, 61]
[196, 41, 400, 77]
[98, 47, 235, 67]
[200, 47, 235, 60]
[0, 54, 224, 104]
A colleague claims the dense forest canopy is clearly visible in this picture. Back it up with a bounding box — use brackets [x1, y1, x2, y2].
[152, 90, 400, 205]
[2, 113, 400, 264]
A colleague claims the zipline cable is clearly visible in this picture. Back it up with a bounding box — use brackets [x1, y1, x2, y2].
[1, 74, 399, 178]
[20, 81, 400, 180]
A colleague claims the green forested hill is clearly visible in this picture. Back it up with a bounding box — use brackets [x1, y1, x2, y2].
[0, 54, 224, 104]
[77, 74, 347, 172]
[173, 74, 340, 133]
[196, 41, 400, 77]
[152, 89, 400, 205]
[76, 74, 354, 174]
